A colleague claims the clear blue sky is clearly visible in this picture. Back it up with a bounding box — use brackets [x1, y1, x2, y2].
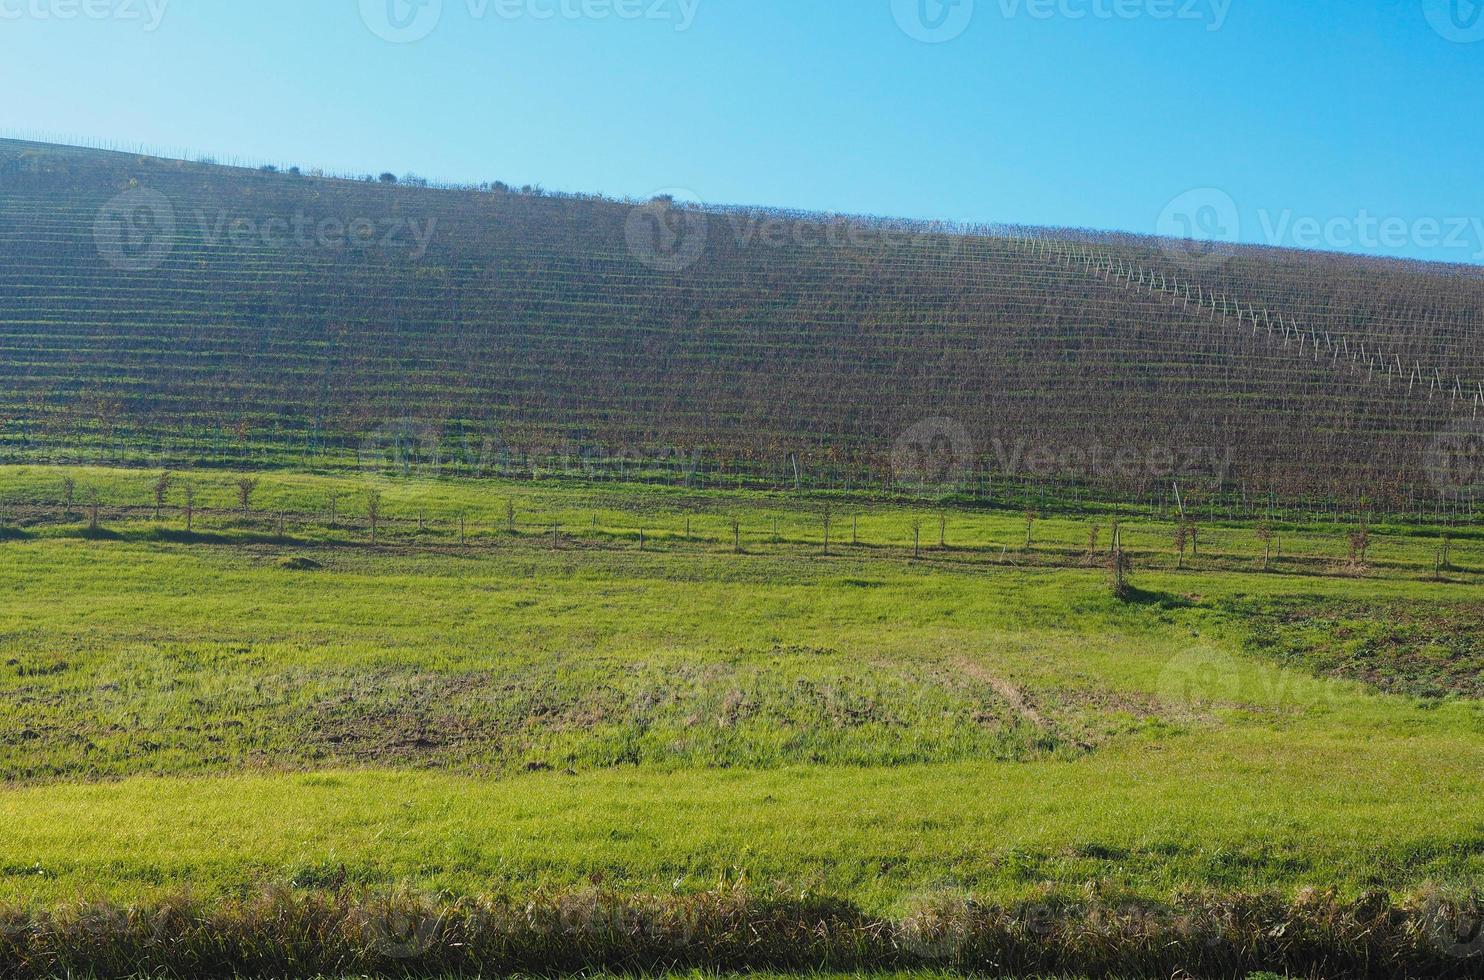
[4, 0, 1483, 263]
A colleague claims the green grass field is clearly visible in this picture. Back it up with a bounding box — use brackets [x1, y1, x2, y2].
[1, 465, 1481, 976]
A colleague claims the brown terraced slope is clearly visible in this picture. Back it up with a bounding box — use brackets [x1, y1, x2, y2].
[1, 138, 1481, 512]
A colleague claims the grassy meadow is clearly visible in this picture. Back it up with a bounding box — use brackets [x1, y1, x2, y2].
[0, 465, 1480, 976]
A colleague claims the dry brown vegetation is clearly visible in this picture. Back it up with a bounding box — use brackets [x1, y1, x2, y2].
[1, 886, 1480, 979]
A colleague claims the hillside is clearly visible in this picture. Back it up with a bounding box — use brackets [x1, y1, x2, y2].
[1, 138, 1481, 513]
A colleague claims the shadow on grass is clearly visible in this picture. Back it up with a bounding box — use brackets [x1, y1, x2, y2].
[53, 526, 319, 548]
[1119, 586, 1197, 609]
[0, 526, 29, 541]
[148, 527, 239, 545]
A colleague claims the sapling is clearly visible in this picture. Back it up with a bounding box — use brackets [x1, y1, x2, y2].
[1347, 523, 1370, 573]
[366, 490, 381, 543]
[152, 471, 173, 521]
[236, 477, 258, 517]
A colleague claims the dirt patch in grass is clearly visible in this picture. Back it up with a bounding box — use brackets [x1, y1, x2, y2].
[0, 655, 1087, 782]
[294, 661, 1072, 772]
[1226, 596, 1484, 699]
[953, 659, 1047, 728]
[300, 671, 512, 765]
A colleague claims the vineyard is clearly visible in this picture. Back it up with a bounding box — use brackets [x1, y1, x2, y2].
[1, 137, 1483, 517]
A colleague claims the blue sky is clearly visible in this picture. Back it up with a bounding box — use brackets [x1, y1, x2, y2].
[4, 0, 1484, 262]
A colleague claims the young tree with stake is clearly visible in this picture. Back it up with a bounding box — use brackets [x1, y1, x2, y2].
[1256, 522, 1274, 571]
[152, 471, 173, 521]
[366, 490, 382, 544]
[236, 477, 258, 517]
